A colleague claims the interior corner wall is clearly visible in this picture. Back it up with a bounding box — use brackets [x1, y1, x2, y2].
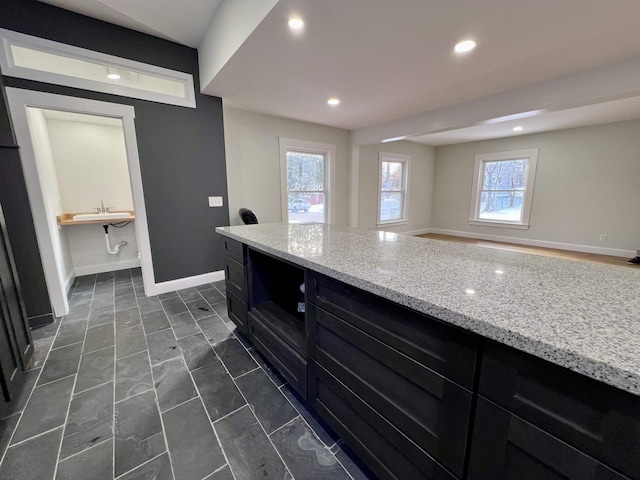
[431, 120, 640, 252]
[357, 141, 435, 232]
[223, 107, 350, 226]
[1, 0, 230, 284]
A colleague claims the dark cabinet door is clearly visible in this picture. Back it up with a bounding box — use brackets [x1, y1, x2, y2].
[0, 206, 32, 370]
[468, 398, 630, 480]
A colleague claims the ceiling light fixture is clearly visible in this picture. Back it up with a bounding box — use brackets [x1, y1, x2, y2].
[382, 136, 407, 143]
[106, 67, 120, 80]
[513, 126, 523, 132]
[454, 39, 476, 53]
[327, 98, 340, 106]
[288, 18, 304, 30]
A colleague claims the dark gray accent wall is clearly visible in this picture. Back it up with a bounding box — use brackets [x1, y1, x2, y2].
[0, 0, 230, 283]
[0, 73, 53, 326]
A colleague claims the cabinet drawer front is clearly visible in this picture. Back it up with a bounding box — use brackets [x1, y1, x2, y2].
[226, 291, 248, 337]
[468, 398, 629, 480]
[480, 342, 640, 479]
[249, 311, 307, 399]
[308, 361, 457, 480]
[308, 303, 471, 477]
[222, 237, 244, 264]
[224, 256, 246, 301]
[307, 270, 477, 388]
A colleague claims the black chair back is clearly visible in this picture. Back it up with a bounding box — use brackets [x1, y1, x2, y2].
[239, 208, 258, 225]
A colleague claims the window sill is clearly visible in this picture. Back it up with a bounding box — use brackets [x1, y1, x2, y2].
[377, 220, 408, 229]
[468, 219, 529, 230]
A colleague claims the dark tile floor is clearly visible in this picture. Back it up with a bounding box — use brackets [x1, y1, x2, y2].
[0, 268, 376, 480]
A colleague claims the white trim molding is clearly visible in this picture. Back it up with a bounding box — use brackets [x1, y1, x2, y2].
[279, 137, 336, 224]
[428, 228, 635, 258]
[377, 151, 411, 228]
[0, 28, 196, 108]
[5, 88, 157, 316]
[73, 259, 142, 277]
[149, 270, 225, 296]
[350, 146, 360, 228]
[469, 148, 539, 229]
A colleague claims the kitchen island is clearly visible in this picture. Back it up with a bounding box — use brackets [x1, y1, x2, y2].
[216, 223, 640, 480]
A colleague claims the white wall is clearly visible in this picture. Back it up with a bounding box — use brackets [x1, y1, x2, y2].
[223, 107, 350, 225]
[357, 141, 435, 233]
[431, 120, 640, 253]
[26, 108, 74, 291]
[46, 118, 134, 213]
[45, 117, 138, 274]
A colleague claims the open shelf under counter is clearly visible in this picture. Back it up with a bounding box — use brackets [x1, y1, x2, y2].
[250, 301, 306, 356]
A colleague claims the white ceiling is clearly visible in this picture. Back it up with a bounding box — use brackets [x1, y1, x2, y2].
[38, 0, 223, 47]
[36, 0, 640, 142]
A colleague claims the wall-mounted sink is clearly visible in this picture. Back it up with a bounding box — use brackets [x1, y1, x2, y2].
[72, 212, 133, 221]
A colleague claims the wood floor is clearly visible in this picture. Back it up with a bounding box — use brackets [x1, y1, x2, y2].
[417, 233, 637, 268]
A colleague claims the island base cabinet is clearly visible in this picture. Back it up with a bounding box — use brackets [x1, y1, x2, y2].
[309, 360, 457, 480]
[226, 291, 248, 336]
[248, 311, 307, 399]
[468, 398, 630, 480]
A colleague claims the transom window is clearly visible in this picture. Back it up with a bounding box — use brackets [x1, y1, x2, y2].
[279, 138, 335, 224]
[469, 149, 539, 229]
[378, 152, 410, 226]
[0, 29, 196, 108]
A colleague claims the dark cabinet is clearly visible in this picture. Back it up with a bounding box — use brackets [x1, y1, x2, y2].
[0, 203, 33, 401]
[468, 398, 629, 480]
[222, 237, 248, 336]
[478, 342, 640, 479]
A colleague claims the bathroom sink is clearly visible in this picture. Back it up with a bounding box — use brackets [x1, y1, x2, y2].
[73, 212, 132, 221]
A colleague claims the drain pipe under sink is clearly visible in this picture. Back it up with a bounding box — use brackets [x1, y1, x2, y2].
[103, 224, 127, 255]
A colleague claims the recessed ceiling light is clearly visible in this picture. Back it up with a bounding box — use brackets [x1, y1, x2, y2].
[107, 73, 121, 80]
[327, 98, 340, 106]
[495, 269, 504, 274]
[288, 18, 304, 30]
[513, 126, 523, 131]
[465, 288, 476, 295]
[454, 39, 476, 53]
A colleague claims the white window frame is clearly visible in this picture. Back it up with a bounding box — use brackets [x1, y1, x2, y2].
[279, 138, 335, 224]
[469, 148, 539, 229]
[377, 151, 410, 228]
[0, 28, 196, 108]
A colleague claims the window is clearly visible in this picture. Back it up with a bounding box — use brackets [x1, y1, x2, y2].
[469, 148, 539, 229]
[279, 138, 335, 224]
[378, 152, 410, 226]
[0, 29, 196, 108]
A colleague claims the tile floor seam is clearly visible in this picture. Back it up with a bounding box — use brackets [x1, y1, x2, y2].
[56, 436, 112, 464]
[209, 350, 296, 480]
[113, 348, 149, 362]
[50, 288, 92, 480]
[33, 372, 77, 389]
[79, 343, 115, 357]
[158, 298, 225, 479]
[0, 316, 64, 468]
[49, 339, 85, 352]
[267, 414, 302, 438]
[112, 276, 118, 480]
[210, 420, 239, 480]
[73, 377, 114, 397]
[113, 450, 166, 480]
[210, 404, 249, 426]
[5, 424, 65, 449]
[140, 294, 178, 480]
[231, 366, 261, 380]
[114, 387, 155, 405]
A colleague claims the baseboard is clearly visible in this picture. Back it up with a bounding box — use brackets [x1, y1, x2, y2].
[145, 270, 225, 296]
[29, 313, 55, 329]
[74, 259, 141, 276]
[400, 227, 432, 236]
[428, 228, 635, 258]
[63, 270, 76, 296]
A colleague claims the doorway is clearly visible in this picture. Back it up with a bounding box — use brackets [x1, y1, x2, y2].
[5, 88, 155, 318]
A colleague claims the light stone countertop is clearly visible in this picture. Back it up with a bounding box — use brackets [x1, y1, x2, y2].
[216, 223, 640, 396]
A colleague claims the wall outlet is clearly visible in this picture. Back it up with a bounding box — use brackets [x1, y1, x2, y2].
[599, 233, 607, 242]
[208, 196, 223, 207]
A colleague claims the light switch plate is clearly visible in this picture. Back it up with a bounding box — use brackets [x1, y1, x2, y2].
[208, 196, 223, 207]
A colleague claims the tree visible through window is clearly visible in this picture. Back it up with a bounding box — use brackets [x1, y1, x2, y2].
[479, 159, 527, 221]
[286, 150, 326, 223]
[470, 149, 539, 227]
[378, 152, 410, 225]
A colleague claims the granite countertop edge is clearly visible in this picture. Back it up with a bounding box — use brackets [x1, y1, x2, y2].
[217, 226, 640, 397]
